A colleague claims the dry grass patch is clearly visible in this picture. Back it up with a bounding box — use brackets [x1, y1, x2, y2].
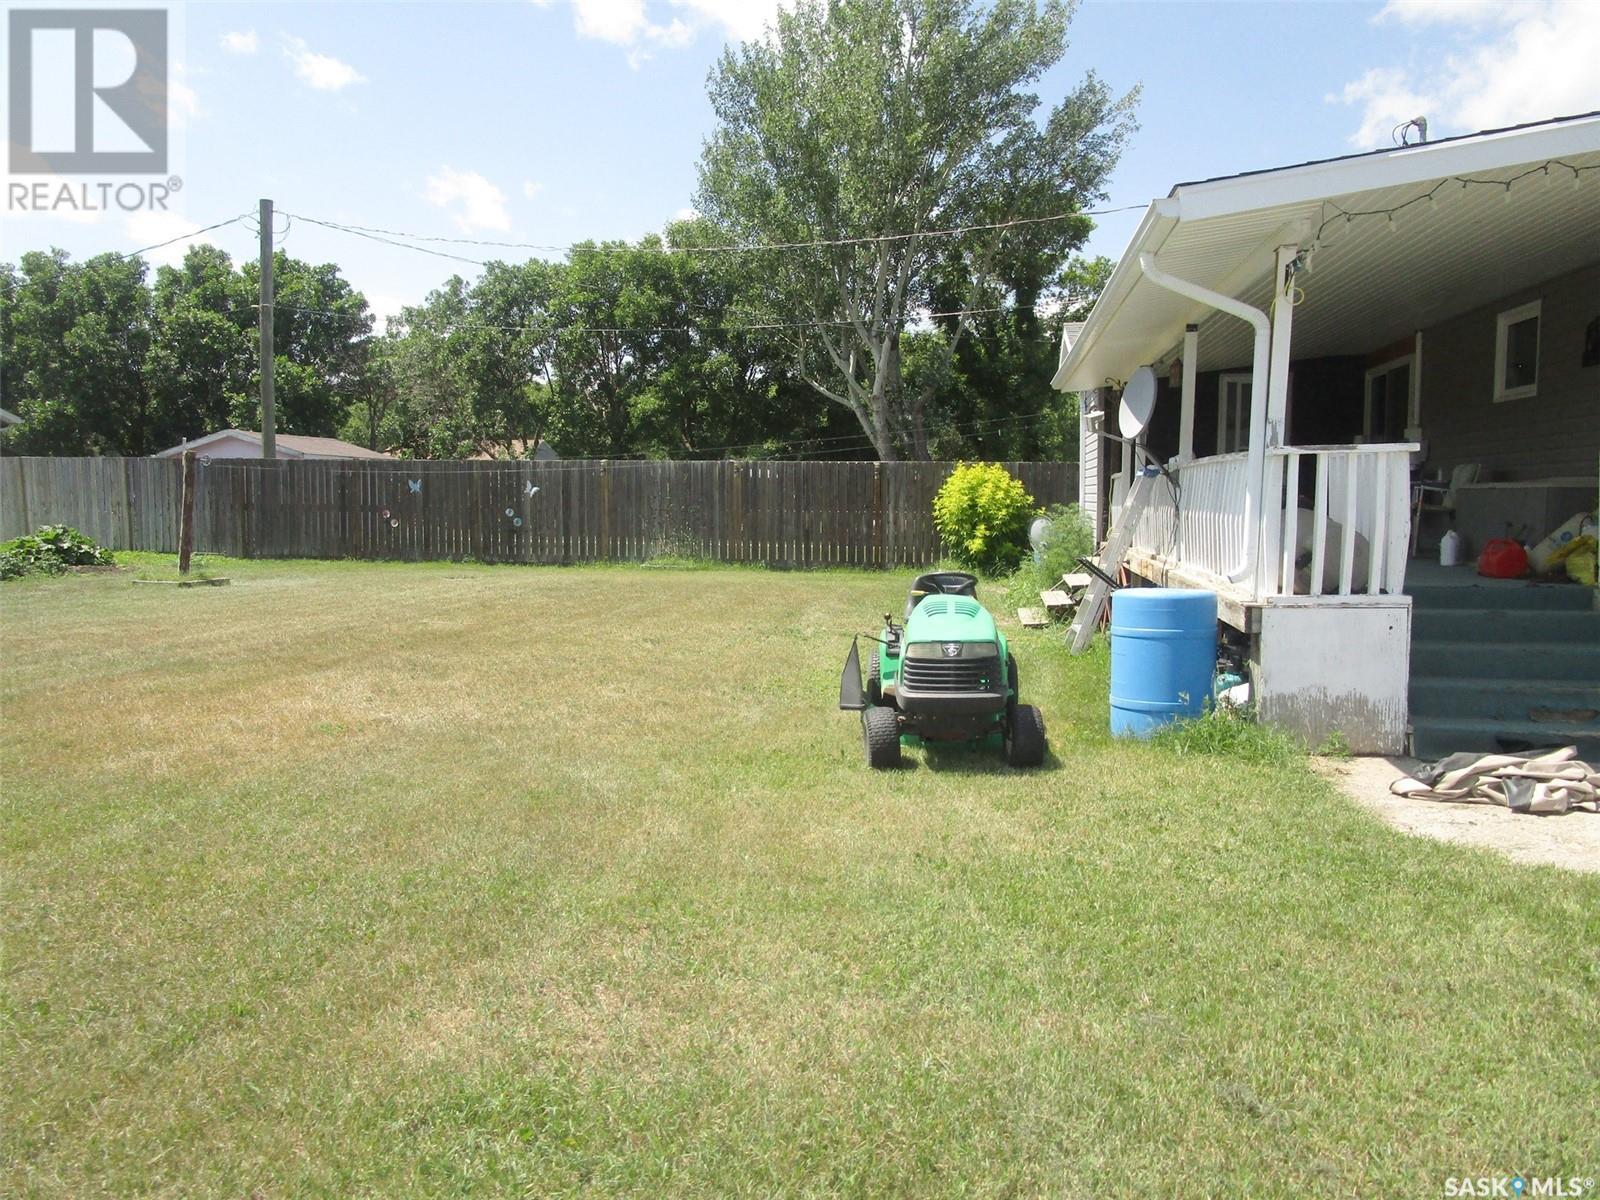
[4, 555, 1598, 1197]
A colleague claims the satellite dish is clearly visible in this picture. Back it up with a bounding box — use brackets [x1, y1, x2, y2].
[1119, 366, 1158, 439]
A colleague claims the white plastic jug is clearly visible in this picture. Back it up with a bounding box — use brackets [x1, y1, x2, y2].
[1439, 528, 1462, 567]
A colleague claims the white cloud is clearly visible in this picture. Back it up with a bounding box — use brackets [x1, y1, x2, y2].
[1327, 67, 1436, 150]
[364, 293, 411, 334]
[522, 180, 546, 200]
[283, 36, 367, 91]
[170, 61, 202, 128]
[124, 211, 209, 269]
[424, 166, 512, 232]
[1375, 0, 1507, 27]
[1332, 0, 1600, 147]
[541, 0, 786, 66]
[669, 0, 786, 43]
[220, 29, 258, 55]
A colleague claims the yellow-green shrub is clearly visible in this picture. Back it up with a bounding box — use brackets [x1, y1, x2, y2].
[931, 462, 1038, 574]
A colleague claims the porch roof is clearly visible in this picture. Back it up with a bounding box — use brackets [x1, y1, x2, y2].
[1054, 112, 1600, 391]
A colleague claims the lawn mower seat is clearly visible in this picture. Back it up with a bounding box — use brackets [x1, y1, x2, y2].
[905, 571, 979, 619]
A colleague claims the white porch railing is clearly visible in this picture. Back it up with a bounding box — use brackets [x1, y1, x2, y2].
[1124, 443, 1418, 601]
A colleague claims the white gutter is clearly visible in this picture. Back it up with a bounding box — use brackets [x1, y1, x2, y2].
[1051, 198, 1179, 391]
[1137, 252, 1270, 591]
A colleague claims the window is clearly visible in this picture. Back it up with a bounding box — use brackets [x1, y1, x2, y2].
[1363, 356, 1412, 442]
[1217, 373, 1250, 454]
[1493, 300, 1540, 402]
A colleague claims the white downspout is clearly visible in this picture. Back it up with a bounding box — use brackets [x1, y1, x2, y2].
[1137, 252, 1270, 591]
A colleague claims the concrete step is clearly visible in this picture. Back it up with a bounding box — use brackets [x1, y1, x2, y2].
[1411, 716, 1600, 762]
[1407, 582, 1594, 612]
[1409, 639, 1600, 682]
[1411, 607, 1600, 642]
[1409, 677, 1600, 724]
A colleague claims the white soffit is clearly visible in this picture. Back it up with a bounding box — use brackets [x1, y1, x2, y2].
[1056, 114, 1600, 390]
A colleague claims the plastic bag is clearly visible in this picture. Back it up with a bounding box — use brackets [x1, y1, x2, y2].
[1477, 538, 1528, 579]
[1561, 543, 1596, 586]
[1530, 510, 1597, 573]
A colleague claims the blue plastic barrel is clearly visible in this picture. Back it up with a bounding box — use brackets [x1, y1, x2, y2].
[1109, 588, 1218, 738]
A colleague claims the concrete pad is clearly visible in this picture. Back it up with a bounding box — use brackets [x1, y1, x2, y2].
[1315, 754, 1600, 874]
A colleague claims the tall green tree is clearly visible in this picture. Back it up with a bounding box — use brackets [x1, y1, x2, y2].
[696, 0, 1136, 460]
[376, 279, 479, 458]
[238, 253, 374, 437]
[461, 259, 564, 457]
[1, 250, 154, 454]
[144, 245, 255, 450]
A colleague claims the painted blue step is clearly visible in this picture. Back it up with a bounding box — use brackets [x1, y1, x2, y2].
[1411, 607, 1600, 642]
[1411, 716, 1600, 762]
[1409, 639, 1600, 682]
[1406, 582, 1594, 612]
[1409, 677, 1600, 724]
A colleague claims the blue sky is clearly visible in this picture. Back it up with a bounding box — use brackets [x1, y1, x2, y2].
[5, 0, 1597, 325]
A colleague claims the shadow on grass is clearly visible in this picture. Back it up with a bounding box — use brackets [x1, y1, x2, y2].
[914, 742, 1066, 775]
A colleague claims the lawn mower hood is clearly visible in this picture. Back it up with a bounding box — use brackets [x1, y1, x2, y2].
[902, 592, 999, 647]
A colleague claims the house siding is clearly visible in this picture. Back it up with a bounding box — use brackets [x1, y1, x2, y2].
[1419, 261, 1600, 481]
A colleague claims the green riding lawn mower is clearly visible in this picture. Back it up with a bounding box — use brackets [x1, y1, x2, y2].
[839, 571, 1047, 769]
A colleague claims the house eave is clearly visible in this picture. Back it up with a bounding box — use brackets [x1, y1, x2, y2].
[1053, 111, 1600, 394]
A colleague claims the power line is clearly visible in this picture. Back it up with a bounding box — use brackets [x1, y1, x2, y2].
[263, 299, 1025, 337]
[106, 214, 251, 263]
[195, 407, 1068, 473]
[284, 205, 1142, 260]
[282, 215, 491, 267]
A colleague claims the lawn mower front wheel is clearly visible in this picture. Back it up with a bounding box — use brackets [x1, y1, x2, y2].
[1005, 703, 1046, 767]
[862, 705, 902, 769]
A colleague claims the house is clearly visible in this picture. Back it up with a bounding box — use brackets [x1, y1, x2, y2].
[1055, 112, 1599, 755]
[154, 430, 395, 460]
[470, 438, 559, 461]
[0, 408, 22, 429]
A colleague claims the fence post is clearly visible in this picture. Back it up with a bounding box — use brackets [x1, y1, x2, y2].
[178, 451, 197, 574]
[872, 462, 883, 567]
[600, 461, 611, 561]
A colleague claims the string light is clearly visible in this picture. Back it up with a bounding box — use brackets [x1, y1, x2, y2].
[1313, 158, 1598, 243]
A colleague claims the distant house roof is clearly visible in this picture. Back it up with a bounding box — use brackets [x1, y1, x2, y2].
[154, 429, 394, 460]
[0, 407, 22, 428]
[470, 438, 559, 461]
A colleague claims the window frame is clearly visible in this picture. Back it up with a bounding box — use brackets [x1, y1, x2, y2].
[1217, 372, 1251, 455]
[1493, 299, 1541, 403]
[1363, 354, 1414, 442]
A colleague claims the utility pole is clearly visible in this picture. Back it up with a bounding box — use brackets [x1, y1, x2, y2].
[258, 197, 276, 459]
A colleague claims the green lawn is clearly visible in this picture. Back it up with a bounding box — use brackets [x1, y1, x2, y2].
[3, 555, 1596, 1198]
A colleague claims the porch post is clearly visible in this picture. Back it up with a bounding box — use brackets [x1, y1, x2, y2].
[1258, 243, 1300, 593]
[1178, 323, 1198, 464]
[1265, 244, 1298, 446]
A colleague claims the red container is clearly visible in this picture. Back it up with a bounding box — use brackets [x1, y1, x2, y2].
[1477, 538, 1529, 579]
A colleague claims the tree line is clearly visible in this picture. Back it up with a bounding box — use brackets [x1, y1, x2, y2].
[0, 0, 1134, 463]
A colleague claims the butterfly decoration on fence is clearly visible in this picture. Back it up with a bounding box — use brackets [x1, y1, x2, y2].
[407, 479, 422, 494]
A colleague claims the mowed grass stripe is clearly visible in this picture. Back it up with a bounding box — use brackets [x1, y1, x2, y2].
[3, 555, 1596, 1197]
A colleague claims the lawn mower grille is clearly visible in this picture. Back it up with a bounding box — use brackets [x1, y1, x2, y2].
[900, 655, 1000, 692]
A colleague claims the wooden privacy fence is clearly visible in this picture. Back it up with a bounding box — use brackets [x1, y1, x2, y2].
[0, 457, 1077, 568]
